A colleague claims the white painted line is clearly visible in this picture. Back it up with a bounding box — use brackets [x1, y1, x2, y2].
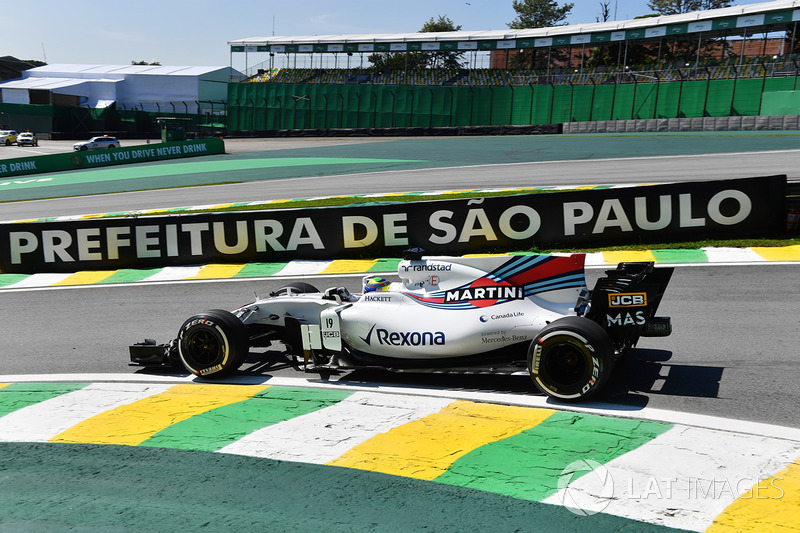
[0, 373, 199, 384]
[274, 260, 334, 276]
[583, 252, 608, 266]
[140, 266, 203, 282]
[0, 383, 173, 442]
[0, 260, 777, 294]
[542, 425, 800, 532]
[218, 391, 454, 463]
[703, 247, 766, 263]
[4, 273, 72, 289]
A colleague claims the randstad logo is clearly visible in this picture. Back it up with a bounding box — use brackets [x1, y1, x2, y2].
[360, 324, 445, 346]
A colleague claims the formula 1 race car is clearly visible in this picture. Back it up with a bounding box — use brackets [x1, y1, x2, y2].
[130, 249, 673, 402]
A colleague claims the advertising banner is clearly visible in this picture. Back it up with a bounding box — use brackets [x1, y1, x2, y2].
[0, 175, 786, 274]
[0, 138, 225, 180]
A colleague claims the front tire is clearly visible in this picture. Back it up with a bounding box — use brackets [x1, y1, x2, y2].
[528, 317, 615, 402]
[177, 309, 248, 378]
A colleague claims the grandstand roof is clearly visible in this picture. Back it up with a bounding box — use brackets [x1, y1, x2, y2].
[229, 0, 800, 52]
[25, 64, 229, 78]
[0, 64, 237, 111]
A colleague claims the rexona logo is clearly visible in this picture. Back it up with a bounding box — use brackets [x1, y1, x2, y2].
[360, 324, 445, 346]
[608, 292, 647, 307]
[445, 278, 524, 308]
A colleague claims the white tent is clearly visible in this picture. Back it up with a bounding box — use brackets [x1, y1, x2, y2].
[0, 64, 242, 113]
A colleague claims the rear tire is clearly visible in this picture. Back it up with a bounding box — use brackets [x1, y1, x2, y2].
[528, 316, 615, 402]
[273, 281, 319, 296]
[177, 309, 248, 378]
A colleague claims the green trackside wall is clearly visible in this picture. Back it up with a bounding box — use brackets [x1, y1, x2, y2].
[0, 138, 224, 179]
[0, 103, 54, 134]
[227, 77, 800, 132]
[0, 102, 227, 138]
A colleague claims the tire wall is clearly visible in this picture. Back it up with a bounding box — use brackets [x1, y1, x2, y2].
[226, 77, 800, 133]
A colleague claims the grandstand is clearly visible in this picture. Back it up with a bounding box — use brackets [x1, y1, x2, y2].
[2, 1, 799, 137]
[219, 1, 800, 135]
[230, 0, 800, 88]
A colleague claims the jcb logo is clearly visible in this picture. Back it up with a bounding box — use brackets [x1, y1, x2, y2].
[609, 293, 647, 307]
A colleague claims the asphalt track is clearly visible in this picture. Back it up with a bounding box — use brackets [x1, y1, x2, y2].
[1, 263, 799, 428]
[1, 134, 799, 531]
[3, 132, 800, 220]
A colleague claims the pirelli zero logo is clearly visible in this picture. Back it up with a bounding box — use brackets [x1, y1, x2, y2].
[609, 292, 647, 307]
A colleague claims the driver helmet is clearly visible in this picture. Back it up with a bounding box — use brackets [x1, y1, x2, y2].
[364, 276, 391, 292]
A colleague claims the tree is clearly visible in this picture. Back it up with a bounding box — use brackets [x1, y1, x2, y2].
[647, 1, 732, 66]
[596, 1, 611, 23]
[508, 0, 573, 29]
[131, 60, 161, 66]
[368, 51, 427, 71]
[646, 0, 731, 16]
[369, 15, 463, 70]
[507, 0, 574, 70]
[586, 2, 614, 68]
[420, 15, 464, 69]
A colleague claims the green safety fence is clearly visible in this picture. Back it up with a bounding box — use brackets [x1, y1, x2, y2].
[0, 103, 227, 138]
[227, 77, 800, 132]
[5, 77, 799, 137]
[762, 89, 800, 115]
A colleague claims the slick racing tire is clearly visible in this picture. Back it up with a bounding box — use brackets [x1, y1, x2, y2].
[528, 316, 615, 402]
[177, 309, 248, 378]
[273, 281, 319, 296]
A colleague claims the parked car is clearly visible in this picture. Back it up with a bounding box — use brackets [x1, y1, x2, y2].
[16, 132, 38, 147]
[0, 130, 18, 146]
[73, 136, 120, 151]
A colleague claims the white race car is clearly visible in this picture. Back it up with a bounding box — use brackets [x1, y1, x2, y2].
[130, 250, 673, 401]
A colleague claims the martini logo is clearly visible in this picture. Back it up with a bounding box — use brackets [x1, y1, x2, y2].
[445, 278, 524, 308]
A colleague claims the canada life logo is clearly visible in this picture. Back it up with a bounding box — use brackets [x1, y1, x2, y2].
[444, 278, 524, 308]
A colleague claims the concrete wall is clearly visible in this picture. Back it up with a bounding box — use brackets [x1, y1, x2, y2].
[563, 115, 800, 134]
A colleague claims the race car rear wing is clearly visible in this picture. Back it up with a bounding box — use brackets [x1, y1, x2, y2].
[576, 262, 674, 351]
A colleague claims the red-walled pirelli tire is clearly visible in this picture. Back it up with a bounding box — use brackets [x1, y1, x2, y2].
[527, 316, 615, 402]
[177, 309, 248, 378]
